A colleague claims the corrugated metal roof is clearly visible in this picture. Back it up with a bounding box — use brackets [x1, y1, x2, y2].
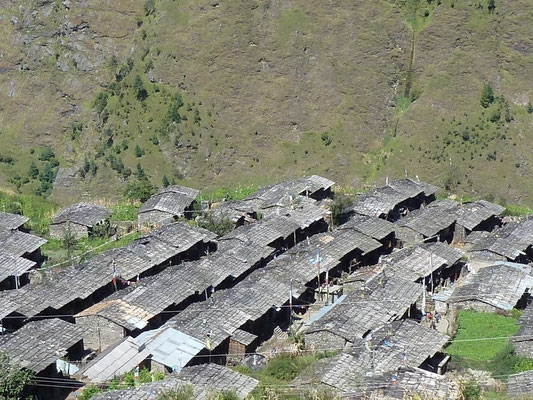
[78, 337, 150, 383]
[135, 327, 205, 371]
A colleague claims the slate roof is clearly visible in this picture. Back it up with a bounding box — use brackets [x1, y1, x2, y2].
[75, 231, 277, 331]
[247, 175, 334, 208]
[466, 218, 533, 260]
[0, 319, 84, 373]
[395, 204, 455, 238]
[77, 337, 150, 383]
[348, 179, 436, 218]
[231, 329, 257, 346]
[304, 276, 422, 344]
[221, 216, 301, 247]
[0, 229, 47, 257]
[220, 202, 328, 248]
[418, 241, 465, 266]
[299, 320, 449, 394]
[51, 203, 112, 227]
[454, 200, 504, 230]
[82, 219, 380, 367]
[139, 185, 200, 218]
[507, 370, 533, 398]
[91, 363, 259, 400]
[336, 367, 460, 399]
[378, 241, 464, 283]
[338, 213, 395, 241]
[3, 223, 214, 321]
[0, 251, 36, 281]
[448, 263, 533, 310]
[0, 212, 29, 230]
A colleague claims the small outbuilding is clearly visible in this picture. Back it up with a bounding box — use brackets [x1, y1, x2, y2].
[50, 203, 112, 240]
[138, 186, 200, 226]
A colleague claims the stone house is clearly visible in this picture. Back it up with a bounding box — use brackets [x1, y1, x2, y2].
[138, 185, 200, 226]
[50, 202, 112, 240]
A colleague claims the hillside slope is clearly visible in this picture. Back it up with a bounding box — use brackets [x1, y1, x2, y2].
[0, 0, 532, 204]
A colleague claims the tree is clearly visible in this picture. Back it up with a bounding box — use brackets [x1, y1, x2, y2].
[124, 180, 155, 202]
[108, 55, 118, 70]
[83, 157, 91, 173]
[487, 0, 495, 13]
[481, 83, 495, 108]
[136, 163, 146, 179]
[93, 91, 108, 115]
[38, 146, 55, 161]
[63, 224, 78, 264]
[527, 102, 533, 114]
[90, 160, 98, 176]
[121, 167, 132, 180]
[162, 174, 170, 187]
[40, 162, 56, 184]
[144, 0, 156, 16]
[135, 145, 144, 158]
[133, 75, 148, 102]
[28, 162, 39, 179]
[0, 353, 33, 399]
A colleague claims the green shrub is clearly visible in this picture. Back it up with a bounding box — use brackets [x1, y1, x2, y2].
[197, 215, 233, 236]
[158, 385, 194, 400]
[38, 146, 55, 161]
[461, 380, 481, 400]
[139, 367, 152, 384]
[79, 385, 102, 400]
[330, 194, 353, 226]
[110, 204, 139, 221]
[124, 180, 155, 202]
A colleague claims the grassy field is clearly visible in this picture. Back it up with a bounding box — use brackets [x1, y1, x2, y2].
[446, 311, 520, 362]
[446, 310, 533, 380]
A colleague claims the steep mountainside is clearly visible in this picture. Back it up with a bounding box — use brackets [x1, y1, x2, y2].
[0, 0, 532, 205]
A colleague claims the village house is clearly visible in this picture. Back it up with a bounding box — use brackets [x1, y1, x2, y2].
[49, 203, 112, 240]
[0, 251, 36, 290]
[0, 228, 47, 263]
[380, 241, 465, 291]
[394, 201, 457, 246]
[0, 319, 85, 400]
[0, 212, 29, 231]
[0, 223, 216, 330]
[75, 336, 151, 384]
[137, 185, 200, 226]
[449, 199, 505, 242]
[337, 213, 396, 247]
[75, 208, 330, 353]
[464, 218, 533, 263]
[245, 175, 335, 208]
[446, 262, 533, 313]
[89, 363, 259, 400]
[345, 179, 437, 222]
[294, 319, 450, 397]
[303, 275, 422, 349]
[208, 178, 333, 230]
